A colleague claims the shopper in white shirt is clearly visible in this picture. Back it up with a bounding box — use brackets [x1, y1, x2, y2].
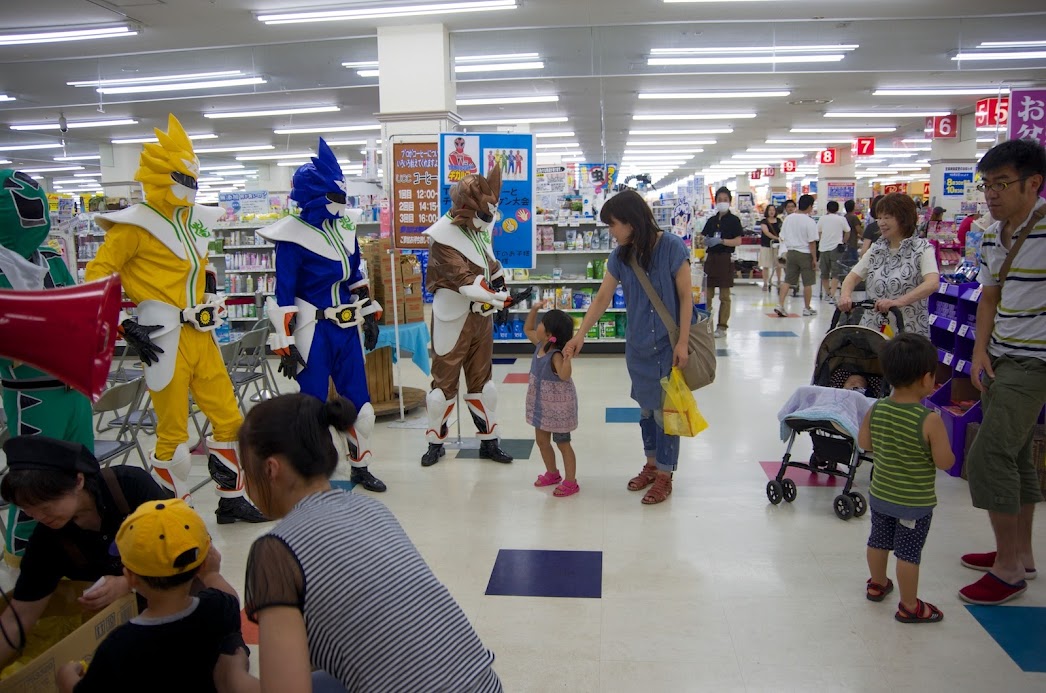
[776, 194, 820, 317]
[818, 200, 852, 303]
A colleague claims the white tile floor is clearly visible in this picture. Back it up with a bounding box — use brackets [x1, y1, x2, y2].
[6, 284, 1045, 691]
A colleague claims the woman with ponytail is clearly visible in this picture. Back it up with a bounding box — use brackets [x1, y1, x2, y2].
[232, 394, 501, 693]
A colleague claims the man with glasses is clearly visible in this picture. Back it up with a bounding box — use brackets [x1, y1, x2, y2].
[960, 138, 1046, 606]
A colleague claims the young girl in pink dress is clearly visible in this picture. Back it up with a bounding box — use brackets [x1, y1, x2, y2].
[523, 301, 579, 497]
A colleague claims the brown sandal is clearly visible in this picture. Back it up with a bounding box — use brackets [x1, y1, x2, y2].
[627, 465, 658, 491]
[641, 473, 673, 505]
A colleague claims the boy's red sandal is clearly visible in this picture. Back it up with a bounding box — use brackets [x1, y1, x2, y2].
[895, 599, 943, 624]
[866, 578, 894, 602]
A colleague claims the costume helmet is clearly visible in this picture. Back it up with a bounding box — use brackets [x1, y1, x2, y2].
[135, 114, 200, 210]
[450, 166, 502, 234]
[290, 138, 346, 229]
[0, 169, 51, 258]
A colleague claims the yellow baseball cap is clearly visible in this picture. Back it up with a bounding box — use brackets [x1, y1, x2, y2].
[116, 499, 210, 578]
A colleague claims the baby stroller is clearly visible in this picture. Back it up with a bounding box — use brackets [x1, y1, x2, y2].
[767, 301, 904, 519]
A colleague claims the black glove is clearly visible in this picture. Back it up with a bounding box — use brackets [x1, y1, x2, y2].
[363, 314, 380, 351]
[120, 319, 164, 366]
[494, 307, 510, 326]
[509, 286, 534, 307]
[277, 345, 308, 379]
[491, 276, 508, 292]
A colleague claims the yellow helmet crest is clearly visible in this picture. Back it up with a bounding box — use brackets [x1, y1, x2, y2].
[135, 114, 199, 210]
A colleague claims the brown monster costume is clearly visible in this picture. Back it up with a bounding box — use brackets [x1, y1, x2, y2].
[420, 166, 526, 467]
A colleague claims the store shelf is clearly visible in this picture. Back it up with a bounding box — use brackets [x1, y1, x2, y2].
[215, 223, 276, 231]
[496, 337, 625, 344]
[507, 308, 625, 314]
[227, 268, 275, 273]
[506, 278, 602, 285]
[537, 220, 606, 227]
[224, 245, 273, 250]
[225, 292, 272, 298]
[536, 249, 611, 255]
[929, 314, 958, 333]
[229, 317, 262, 322]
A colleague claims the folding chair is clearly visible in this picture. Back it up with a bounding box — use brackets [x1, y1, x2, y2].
[228, 328, 270, 413]
[244, 318, 280, 402]
[93, 377, 149, 468]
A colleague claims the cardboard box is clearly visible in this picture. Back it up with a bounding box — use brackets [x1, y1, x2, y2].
[963, 422, 1046, 492]
[402, 295, 425, 324]
[0, 581, 137, 693]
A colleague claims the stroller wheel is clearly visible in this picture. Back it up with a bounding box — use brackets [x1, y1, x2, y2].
[766, 480, 784, 505]
[850, 491, 868, 517]
[782, 478, 798, 503]
[833, 494, 855, 520]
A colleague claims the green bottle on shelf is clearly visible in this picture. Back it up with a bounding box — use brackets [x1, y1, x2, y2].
[585, 260, 594, 279]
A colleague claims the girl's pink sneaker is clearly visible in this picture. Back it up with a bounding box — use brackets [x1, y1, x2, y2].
[553, 480, 580, 497]
[534, 471, 562, 487]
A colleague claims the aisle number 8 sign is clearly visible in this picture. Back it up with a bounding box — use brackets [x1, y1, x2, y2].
[819, 148, 837, 165]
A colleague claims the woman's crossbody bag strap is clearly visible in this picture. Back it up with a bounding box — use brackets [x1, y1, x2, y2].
[998, 206, 1046, 284]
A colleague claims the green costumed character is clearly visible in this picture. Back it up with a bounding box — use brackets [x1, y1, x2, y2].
[0, 169, 94, 565]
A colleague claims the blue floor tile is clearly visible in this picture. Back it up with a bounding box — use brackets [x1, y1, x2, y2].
[716, 348, 732, 357]
[331, 479, 356, 492]
[485, 549, 603, 598]
[606, 407, 641, 423]
[455, 438, 534, 460]
[493, 358, 517, 365]
[966, 605, 1046, 672]
[758, 330, 799, 338]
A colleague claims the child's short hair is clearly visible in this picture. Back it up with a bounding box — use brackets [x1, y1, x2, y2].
[880, 333, 937, 389]
[136, 565, 201, 591]
[541, 309, 574, 352]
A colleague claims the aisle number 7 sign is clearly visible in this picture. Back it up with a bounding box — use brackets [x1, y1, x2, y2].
[855, 137, 876, 156]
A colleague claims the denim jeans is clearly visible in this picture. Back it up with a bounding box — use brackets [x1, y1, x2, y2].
[640, 409, 680, 472]
[312, 671, 347, 692]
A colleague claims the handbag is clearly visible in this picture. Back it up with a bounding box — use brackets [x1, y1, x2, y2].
[628, 253, 716, 391]
[997, 206, 1046, 283]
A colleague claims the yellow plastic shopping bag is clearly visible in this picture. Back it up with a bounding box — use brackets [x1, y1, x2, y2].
[661, 367, 708, 437]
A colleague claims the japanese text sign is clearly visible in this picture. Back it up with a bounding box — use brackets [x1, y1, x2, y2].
[392, 142, 440, 249]
[1009, 89, 1046, 199]
[976, 97, 1009, 128]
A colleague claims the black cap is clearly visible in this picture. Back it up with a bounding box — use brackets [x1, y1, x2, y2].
[2, 436, 99, 476]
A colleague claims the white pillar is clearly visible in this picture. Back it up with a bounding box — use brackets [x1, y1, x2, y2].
[99, 143, 142, 201]
[255, 164, 291, 193]
[929, 113, 977, 217]
[734, 175, 752, 195]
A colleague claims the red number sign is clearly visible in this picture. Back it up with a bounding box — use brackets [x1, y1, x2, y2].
[750, 169, 762, 180]
[931, 114, 958, 139]
[855, 137, 876, 156]
[763, 167, 776, 177]
[783, 159, 797, 173]
[819, 148, 837, 165]
[975, 97, 1009, 128]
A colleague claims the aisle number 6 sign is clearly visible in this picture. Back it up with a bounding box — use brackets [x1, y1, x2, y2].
[929, 114, 958, 139]
[819, 148, 837, 165]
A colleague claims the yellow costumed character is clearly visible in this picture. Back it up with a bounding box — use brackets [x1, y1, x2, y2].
[85, 114, 265, 524]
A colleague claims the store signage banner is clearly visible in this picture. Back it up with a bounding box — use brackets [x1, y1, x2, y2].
[771, 193, 787, 208]
[943, 164, 975, 197]
[392, 142, 440, 249]
[578, 163, 618, 195]
[976, 97, 1009, 128]
[826, 181, 856, 203]
[219, 190, 269, 220]
[1009, 88, 1046, 199]
[536, 165, 569, 194]
[439, 132, 536, 269]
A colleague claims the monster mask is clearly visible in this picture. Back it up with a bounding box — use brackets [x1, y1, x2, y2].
[0, 169, 51, 258]
[450, 166, 502, 235]
[290, 139, 346, 230]
[135, 114, 200, 213]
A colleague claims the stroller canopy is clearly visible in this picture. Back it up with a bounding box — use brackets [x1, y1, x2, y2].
[813, 325, 890, 395]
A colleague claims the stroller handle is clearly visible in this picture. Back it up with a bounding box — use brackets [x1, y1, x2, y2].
[831, 299, 906, 333]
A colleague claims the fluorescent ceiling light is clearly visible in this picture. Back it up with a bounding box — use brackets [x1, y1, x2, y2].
[273, 124, 380, 135]
[634, 113, 755, 121]
[638, 90, 789, 100]
[455, 61, 544, 73]
[977, 126, 1006, 133]
[341, 61, 378, 69]
[259, 1, 517, 25]
[729, 154, 793, 160]
[746, 147, 821, 153]
[457, 95, 558, 106]
[650, 45, 857, 55]
[236, 152, 314, 161]
[205, 106, 340, 119]
[875, 147, 930, 153]
[200, 164, 245, 171]
[873, 87, 1010, 96]
[791, 127, 896, 133]
[534, 131, 574, 138]
[112, 133, 217, 144]
[357, 69, 380, 77]
[54, 155, 101, 162]
[626, 140, 716, 146]
[953, 51, 1046, 61]
[195, 145, 276, 154]
[456, 52, 538, 62]
[0, 142, 64, 152]
[901, 138, 932, 144]
[459, 116, 567, 126]
[536, 142, 579, 149]
[52, 178, 97, 185]
[767, 138, 856, 144]
[825, 111, 949, 118]
[976, 137, 997, 143]
[11, 119, 138, 131]
[326, 139, 369, 146]
[649, 55, 845, 66]
[97, 77, 266, 95]
[0, 95, 14, 102]
[0, 25, 137, 46]
[630, 128, 733, 135]
[979, 40, 1046, 48]
[73, 172, 101, 177]
[626, 150, 704, 156]
[68, 70, 242, 88]
[18, 165, 86, 173]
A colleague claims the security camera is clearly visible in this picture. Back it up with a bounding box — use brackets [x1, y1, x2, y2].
[58, 113, 68, 134]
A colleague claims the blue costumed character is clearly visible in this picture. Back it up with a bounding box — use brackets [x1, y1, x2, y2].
[259, 140, 386, 492]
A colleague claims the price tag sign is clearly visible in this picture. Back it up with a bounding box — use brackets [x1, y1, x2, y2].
[944, 352, 954, 366]
[971, 287, 982, 302]
[957, 360, 967, 373]
[949, 320, 957, 332]
[931, 114, 959, 139]
[819, 148, 837, 165]
[783, 160, 797, 173]
[855, 137, 876, 156]
[958, 325, 970, 338]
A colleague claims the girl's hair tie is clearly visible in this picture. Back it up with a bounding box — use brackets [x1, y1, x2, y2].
[548, 336, 557, 344]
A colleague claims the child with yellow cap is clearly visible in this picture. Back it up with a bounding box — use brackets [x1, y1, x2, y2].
[56, 499, 247, 693]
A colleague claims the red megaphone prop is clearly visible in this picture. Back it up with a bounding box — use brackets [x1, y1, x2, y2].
[0, 275, 122, 402]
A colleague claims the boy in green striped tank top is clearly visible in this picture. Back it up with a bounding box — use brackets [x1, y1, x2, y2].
[858, 334, 955, 623]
